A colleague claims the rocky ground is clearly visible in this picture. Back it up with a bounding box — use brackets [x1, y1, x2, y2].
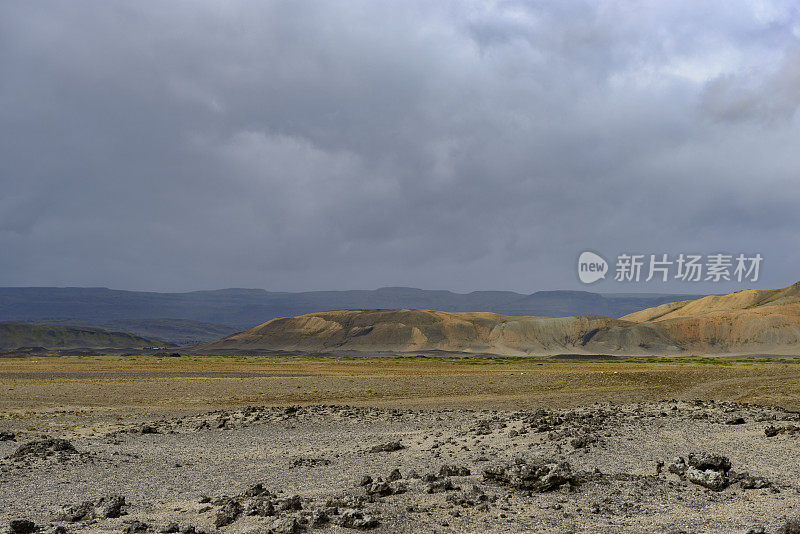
[3, 401, 800, 533]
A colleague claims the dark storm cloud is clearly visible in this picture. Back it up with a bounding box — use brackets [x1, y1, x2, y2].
[1, 0, 799, 293]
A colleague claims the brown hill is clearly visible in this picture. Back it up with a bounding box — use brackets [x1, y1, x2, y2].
[195, 283, 800, 356]
[620, 282, 800, 353]
[194, 309, 682, 355]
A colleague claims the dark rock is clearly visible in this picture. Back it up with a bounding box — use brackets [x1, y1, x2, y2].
[483, 458, 575, 492]
[366, 481, 393, 497]
[336, 509, 379, 529]
[685, 466, 728, 491]
[245, 497, 275, 517]
[55, 495, 127, 522]
[427, 478, 457, 493]
[269, 516, 302, 534]
[439, 465, 471, 477]
[667, 457, 687, 477]
[278, 495, 303, 512]
[369, 441, 404, 453]
[778, 518, 800, 534]
[97, 495, 126, 519]
[0, 430, 15, 442]
[290, 457, 331, 468]
[358, 475, 373, 487]
[10, 439, 76, 459]
[9, 520, 37, 534]
[569, 433, 597, 449]
[242, 483, 269, 498]
[310, 510, 329, 527]
[737, 472, 772, 490]
[124, 522, 150, 534]
[214, 501, 242, 528]
[725, 417, 745, 425]
[388, 468, 402, 481]
[687, 453, 731, 473]
[158, 524, 179, 533]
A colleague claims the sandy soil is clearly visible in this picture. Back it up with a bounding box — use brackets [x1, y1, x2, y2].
[3, 356, 800, 533]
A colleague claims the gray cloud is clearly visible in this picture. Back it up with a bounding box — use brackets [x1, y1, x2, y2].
[1, 0, 799, 293]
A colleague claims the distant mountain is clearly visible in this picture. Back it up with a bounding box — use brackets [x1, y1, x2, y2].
[195, 282, 800, 356]
[0, 322, 169, 351]
[0, 286, 704, 334]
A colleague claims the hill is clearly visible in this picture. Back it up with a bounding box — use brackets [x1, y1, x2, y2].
[195, 283, 800, 356]
[194, 309, 681, 355]
[0, 322, 169, 351]
[621, 282, 800, 352]
[23, 318, 239, 345]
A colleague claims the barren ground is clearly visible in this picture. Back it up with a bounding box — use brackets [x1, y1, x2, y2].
[4, 355, 800, 533]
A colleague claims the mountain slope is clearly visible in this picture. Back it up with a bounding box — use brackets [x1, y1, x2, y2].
[196, 283, 800, 356]
[23, 318, 239, 345]
[194, 309, 682, 355]
[0, 322, 169, 351]
[621, 282, 800, 352]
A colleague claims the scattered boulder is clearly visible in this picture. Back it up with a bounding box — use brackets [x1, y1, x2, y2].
[290, 457, 331, 468]
[8, 520, 37, 534]
[685, 466, 728, 491]
[0, 430, 15, 442]
[778, 518, 800, 534]
[439, 465, 470, 477]
[123, 521, 150, 533]
[483, 458, 575, 492]
[738, 473, 772, 490]
[765, 424, 800, 437]
[278, 495, 303, 512]
[687, 453, 731, 473]
[369, 441, 404, 453]
[667, 457, 686, 476]
[427, 478, 458, 493]
[55, 495, 127, 522]
[365, 481, 406, 497]
[336, 509, 379, 530]
[245, 497, 275, 517]
[309, 509, 329, 528]
[10, 439, 76, 459]
[269, 516, 302, 534]
[665, 454, 732, 491]
[569, 433, 598, 449]
[214, 500, 242, 527]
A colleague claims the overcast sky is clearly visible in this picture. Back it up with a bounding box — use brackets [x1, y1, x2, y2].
[1, 1, 799, 294]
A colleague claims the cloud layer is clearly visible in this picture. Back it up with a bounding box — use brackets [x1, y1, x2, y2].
[1, 0, 799, 293]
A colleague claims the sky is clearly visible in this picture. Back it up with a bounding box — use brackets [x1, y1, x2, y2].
[1, 0, 800, 294]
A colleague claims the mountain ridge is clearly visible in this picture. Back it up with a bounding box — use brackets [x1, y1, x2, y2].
[195, 282, 800, 356]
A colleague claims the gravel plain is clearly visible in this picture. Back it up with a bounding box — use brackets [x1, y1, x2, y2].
[4, 357, 800, 533]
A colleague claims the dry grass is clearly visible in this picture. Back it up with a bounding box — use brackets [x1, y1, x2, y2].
[3, 355, 800, 416]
